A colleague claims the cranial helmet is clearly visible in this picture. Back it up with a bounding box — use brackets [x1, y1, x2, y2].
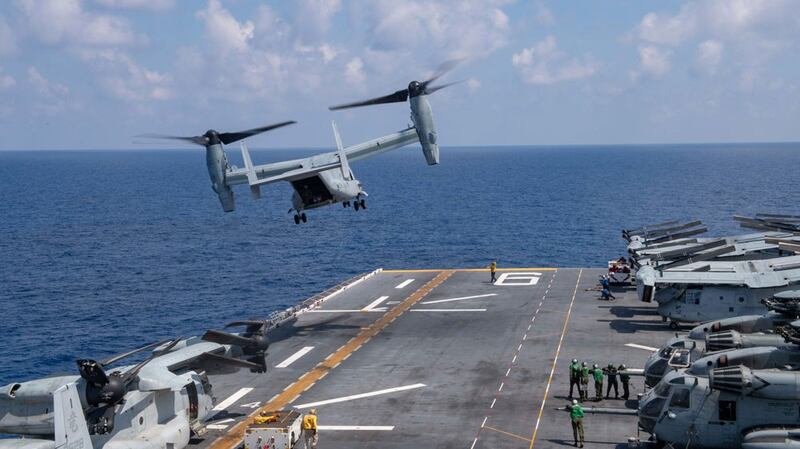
[572, 399, 578, 405]
[582, 362, 587, 366]
[593, 364, 598, 368]
[572, 359, 578, 363]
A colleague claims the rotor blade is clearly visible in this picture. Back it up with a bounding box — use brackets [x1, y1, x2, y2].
[123, 338, 181, 384]
[424, 79, 464, 95]
[99, 339, 172, 367]
[218, 120, 296, 145]
[197, 352, 265, 373]
[328, 89, 409, 111]
[656, 245, 735, 271]
[202, 329, 255, 348]
[421, 58, 464, 88]
[136, 133, 208, 146]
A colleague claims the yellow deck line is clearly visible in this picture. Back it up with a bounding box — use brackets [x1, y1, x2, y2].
[382, 268, 559, 273]
[208, 270, 455, 449]
[483, 425, 533, 443]
[529, 269, 583, 449]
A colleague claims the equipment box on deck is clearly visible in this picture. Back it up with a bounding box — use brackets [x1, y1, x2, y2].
[244, 410, 302, 449]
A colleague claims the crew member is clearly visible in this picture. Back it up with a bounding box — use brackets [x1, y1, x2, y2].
[601, 288, 616, 301]
[580, 362, 590, 402]
[604, 363, 619, 399]
[489, 261, 497, 283]
[619, 364, 630, 399]
[591, 364, 603, 402]
[568, 399, 585, 448]
[568, 359, 581, 399]
[302, 408, 318, 449]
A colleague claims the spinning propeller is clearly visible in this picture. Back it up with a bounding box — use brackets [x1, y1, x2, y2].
[140, 121, 297, 147]
[329, 59, 463, 110]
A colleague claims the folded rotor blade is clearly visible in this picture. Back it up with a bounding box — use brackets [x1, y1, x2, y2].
[218, 121, 296, 145]
[123, 338, 181, 384]
[202, 329, 255, 348]
[329, 89, 409, 111]
[651, 239, 727, 262]
[99, 339, 173, 367]
[198, 352, 265, 373]
[656, 245, 735, 271]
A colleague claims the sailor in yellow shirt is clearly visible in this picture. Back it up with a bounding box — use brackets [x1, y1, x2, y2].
[489, 261, 497, 283]
[302, 409, 318, 449]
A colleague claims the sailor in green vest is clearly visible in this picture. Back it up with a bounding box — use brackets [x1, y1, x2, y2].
[579, 362, 590, 401]
[591, 363, 604, 402]
[568, 359, 581, 399]
[568, 399, 585, 448]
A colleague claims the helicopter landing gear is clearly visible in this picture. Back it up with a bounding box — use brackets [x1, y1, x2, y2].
[293, 213, 307, 224]
[343, 201, 350, 208]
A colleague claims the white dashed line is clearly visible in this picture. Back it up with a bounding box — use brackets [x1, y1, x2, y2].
[395, 279, 415, 289]
[275, 346, 314, 368]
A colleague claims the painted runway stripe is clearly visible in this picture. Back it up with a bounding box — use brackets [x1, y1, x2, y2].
[422, 293, 497, 305]
[207, 424, 230, 430]
[317, 425, 394, 431]
[212, 388, 254, 411]
[294, 383, 426, 408]
[275, 347, 314, 368]
[362, 296, 390, 311]
[625, 343, 658, 352]
[529, 269, 583, 449]
[307, 309, 385, 313]
[395, 279, 415, 289]
[411, 308, 487, 312]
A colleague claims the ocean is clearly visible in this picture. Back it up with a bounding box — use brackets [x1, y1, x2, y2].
[1, 143, 799, 385]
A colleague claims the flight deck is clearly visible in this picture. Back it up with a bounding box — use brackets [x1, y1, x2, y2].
[195, 268, 670, 449]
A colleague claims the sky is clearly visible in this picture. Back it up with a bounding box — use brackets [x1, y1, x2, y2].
[0, 0, 799, 149]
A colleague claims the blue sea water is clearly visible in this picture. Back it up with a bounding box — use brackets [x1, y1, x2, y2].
[1, 143, 799, 386]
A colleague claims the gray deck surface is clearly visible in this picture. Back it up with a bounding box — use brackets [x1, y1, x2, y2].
[194, 268, 677, 449]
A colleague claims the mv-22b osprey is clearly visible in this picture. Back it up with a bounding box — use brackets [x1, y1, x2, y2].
[146, 61, 460, 224]
[0, 321, 271, 449]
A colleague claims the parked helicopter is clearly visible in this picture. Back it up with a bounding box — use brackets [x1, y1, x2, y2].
[0, 321, 270, 449]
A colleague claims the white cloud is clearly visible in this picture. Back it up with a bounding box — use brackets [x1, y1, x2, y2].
[196, 0, 254, 54]
[0, 68, 15, 89]
[534, 2, 555, 25]
[512, 36, 599, 85]
[295, 0, 341, 42]
[637, 45, 671, 77]
[15, 0, 141, 46]
[93, 0, 174, 10]
[27, 66, 69, 97]
[78, 49, 171, 101]
[344, 57, 365, 85]
[634, 6, 697, 46]
[696, 40, 723, 75]
[467, 77, 480, 92]
[0, 16, 17, 56]
[360, 0, 511, 60]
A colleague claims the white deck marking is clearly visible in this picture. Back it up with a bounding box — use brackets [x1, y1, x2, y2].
[471, 437, 478, 449]
[307, 309, 385, 313]
[481, 417, 488, 428]
[490, 398, 496, 409]
[317, 426, 394, 431]
[625, 343, 659, 352]
[212, 388, 254, 411]
[421, 293, 497, 305]
[275, 346, 314, 368]
[207, 424, 230, 430]
[411, 308, 487, 312]
[395, 279, 415, 289]
[294, 383, 426, 408]
[362, 296, 390, 311]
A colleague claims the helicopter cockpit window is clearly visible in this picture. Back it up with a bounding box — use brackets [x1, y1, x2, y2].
[654, 382, 671, 397]
[659, 347, 675, 359]
[669, 388, 690, 409]
[668, 348, 691, 368]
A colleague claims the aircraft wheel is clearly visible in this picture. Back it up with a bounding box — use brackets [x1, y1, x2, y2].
[293, 214, 300, 225]
[343, 201, 348, 208]
[360, 199, 366, 209]
[301, 213, 307, 223]
[354, 202, 360, 211]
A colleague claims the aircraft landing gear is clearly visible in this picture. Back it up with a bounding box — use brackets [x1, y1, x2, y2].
[293, 213, 307, 224]
[359, 199, 366, 209]
[354, 201, 360, 211]
[343, 201, 350, 208]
